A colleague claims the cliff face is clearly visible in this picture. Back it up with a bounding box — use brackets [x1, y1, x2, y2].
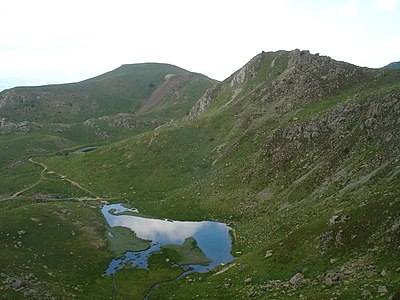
[189, 50, 369, 118]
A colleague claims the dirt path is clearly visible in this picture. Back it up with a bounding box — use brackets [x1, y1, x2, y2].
[1, 158, 102, 201]
[5, 158, 48, 199]
[30, 158, 100, 198]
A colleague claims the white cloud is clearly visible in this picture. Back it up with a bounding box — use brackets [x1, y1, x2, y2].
[339, 0, 359, 16]
[374, 0, 397, 11]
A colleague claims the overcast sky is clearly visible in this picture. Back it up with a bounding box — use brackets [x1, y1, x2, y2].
[0, 0, 399, 89]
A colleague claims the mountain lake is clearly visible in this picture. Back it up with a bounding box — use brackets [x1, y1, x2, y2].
[101, 203, 235, 277]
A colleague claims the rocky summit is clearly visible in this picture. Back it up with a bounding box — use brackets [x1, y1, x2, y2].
[0, 50, 399, 299]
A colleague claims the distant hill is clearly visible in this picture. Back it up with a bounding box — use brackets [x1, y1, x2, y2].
[383, 61, 400, 69]
[0, 63, 216, 144]
[0, 77, 59, 93]
[0, 63, 216, 123]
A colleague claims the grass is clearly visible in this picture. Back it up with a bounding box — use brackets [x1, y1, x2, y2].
[0, 161, 42, 197]
[0, 200, 110, 299]
[106, 226, 151, 257]
[0, 199, 187, 299]
[1, 63, 216, 123]
[163, 237, 211, 265]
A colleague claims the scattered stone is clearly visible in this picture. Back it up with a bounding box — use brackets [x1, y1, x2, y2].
[265, 250, 273, 258]
[0, 272, 52, 299]
[381, 269, 387, 277]
[324, 271, 341, 285]
[335, 230, 344, 245]
[18, 230, 27, 235]
[244, 277, 252, 284]
[378, 285, 388, 295]
[12, 279, 23, 290]
[247, 291, 257, 297]
[329, 215, 340, 225]
[289, 273, 304, 286]
[362, 289, 372, 298]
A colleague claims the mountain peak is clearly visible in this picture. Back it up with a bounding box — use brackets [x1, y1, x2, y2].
[383, 61, 400, 69]
[189, 49, 365, 118]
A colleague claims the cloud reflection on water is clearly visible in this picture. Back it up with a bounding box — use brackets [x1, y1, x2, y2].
[102, 203, 234, 276]
[107, 214, 208, 244]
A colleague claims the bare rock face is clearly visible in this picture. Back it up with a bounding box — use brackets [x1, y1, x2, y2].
[230, 54, 262, 88]
[277, 103, 362, 141]
[262, 50, 364, 114]
[188, 52, 266, 118]
[0, 89, 18, 109]
[1, 272, 53, 299]
[188, 49, 368, 119]
[188, 86, 218, 118]
[0, 116, 29, 133]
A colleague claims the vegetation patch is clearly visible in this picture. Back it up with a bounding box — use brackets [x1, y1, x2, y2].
[106, 226, 151, 257]
[163, 237, 211, 265]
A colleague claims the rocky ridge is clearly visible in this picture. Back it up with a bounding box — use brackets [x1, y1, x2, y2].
[189, 49, 367, 118]
[0, 117, 29, 133]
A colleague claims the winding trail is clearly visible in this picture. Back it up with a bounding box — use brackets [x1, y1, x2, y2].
[1, 157, 105, 202]
[7, 158, 48, 199]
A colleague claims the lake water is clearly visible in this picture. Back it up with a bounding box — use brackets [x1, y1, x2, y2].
[102, 204, 234, 276]
[72, 146, 99, 154]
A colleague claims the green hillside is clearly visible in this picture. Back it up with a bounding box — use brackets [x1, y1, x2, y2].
[0, 63, 216, 123]
[0, 63, 216, 169]
[1, 50, 399, 299]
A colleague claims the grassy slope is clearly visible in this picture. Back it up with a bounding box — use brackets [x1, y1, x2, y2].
[0, 200, 110, 299]
[163, 237, 211, 265]
[0, 199, 188, 299]
[1, 51, 400, 299]
[0, 64, 216, 199]
[0, 63, 216, 123]
[0, 63, 215, 170]
[106, 226, 151, 257]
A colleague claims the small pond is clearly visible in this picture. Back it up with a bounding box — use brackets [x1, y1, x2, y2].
[102, 204, 234, 276]
[72, 146, 100, 154]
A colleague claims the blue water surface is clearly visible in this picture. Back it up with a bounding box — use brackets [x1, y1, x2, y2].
[102, 204, 234, 276]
